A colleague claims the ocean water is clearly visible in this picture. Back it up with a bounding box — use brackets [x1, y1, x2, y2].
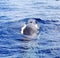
[0, 0, 60, 58]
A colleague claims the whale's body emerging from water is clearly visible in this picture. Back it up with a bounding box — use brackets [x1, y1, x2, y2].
[21, 19, 39, 38]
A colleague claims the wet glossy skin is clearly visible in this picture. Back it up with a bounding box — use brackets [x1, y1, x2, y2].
[21, 19, 39, 37]
[23, 24, 37, 35]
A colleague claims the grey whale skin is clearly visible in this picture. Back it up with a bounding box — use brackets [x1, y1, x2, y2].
[20, 18, 40, 38]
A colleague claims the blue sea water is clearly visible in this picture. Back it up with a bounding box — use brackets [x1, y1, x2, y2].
[0, 0, 60, 58]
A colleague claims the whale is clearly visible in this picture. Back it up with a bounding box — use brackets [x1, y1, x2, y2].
[21, 19, 39, 38]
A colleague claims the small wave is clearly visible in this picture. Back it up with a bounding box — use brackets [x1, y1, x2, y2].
[0, 18, 60, 58]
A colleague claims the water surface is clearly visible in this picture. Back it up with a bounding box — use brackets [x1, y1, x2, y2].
[0, 0, 60, 58]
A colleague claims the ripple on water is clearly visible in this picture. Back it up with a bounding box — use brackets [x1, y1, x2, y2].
[0, 18, 60, 58]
